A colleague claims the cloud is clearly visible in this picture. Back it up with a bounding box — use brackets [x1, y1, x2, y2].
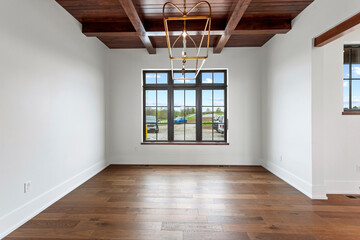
[344, 96, 360, 107]
[146, 101, 156, 106]
[214, 97, 224, 106]
[158, 102, 168, 106]
[344, 81, 349, 87]
[354, 67, 360, 76]
[146, 74, 156, 79]
[203, 78, 212, 83]
[185, 79, 195, 83]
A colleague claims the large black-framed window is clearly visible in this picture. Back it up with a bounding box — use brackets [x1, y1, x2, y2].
[143, 70, 227, 142]
[344, 45, 360, 111]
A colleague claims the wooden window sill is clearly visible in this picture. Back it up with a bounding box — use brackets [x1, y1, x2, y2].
[343, 112, 360, 115]
[141, 142, 229, 145]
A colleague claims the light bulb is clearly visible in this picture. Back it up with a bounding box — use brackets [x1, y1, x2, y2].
[182, 31, 187, 38]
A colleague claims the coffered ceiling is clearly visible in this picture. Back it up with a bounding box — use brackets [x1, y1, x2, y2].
[55, 0, 314, 53]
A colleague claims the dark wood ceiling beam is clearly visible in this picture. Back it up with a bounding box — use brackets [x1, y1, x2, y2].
[236, 17, 291, 31]
[82, 18, 290, 37]
[314, 12, 360, 47]
[213, 0, 253, 53]
[118, 0, 156, 54]
[56, 0, 313, 49]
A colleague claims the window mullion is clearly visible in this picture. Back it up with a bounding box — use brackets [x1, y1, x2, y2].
[350, 49, 353, 109]
[224, 85, 228, 142]
[143, 87, 146, 142]
[169, 73, 174, 142]
[212, 86, 214, 141]
[196, 87, 202, 141]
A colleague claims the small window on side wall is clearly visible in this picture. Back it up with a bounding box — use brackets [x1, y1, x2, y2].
[344, 45, 360, 112]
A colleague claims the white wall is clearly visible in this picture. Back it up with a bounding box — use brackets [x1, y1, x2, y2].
[0, 0, 107, 237]
[318, 29, 360, 194]
[261, 0, 360, 198]
[106, 48, 263, 165]
[261, 6, 314, 198]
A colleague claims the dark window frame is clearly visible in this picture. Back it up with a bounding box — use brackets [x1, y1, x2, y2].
[143, 70, 228, 143]
[344, 45, 360, 112]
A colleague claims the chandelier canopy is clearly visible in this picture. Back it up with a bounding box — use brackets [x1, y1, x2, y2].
[163, 0, 212, 81]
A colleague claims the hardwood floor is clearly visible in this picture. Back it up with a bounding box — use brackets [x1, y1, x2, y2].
[5, 165, 360, 240]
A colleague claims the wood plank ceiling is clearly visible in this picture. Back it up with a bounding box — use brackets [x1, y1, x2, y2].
[55, 0, 314, 53]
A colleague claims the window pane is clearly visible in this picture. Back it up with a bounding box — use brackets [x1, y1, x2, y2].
[214, 90, 224, 106]
[174, 124, 185, 141]
[146, 90, 156, 106]
[157, 73, 168, 84]
[214, 124, 225, 141]
[213, 107, 224, 140]
[214, 115, 225, 141]
[158, 124, 168, 140]
[185, 107, 196, 123]
[145, 107, 156, 122]
[174, 106, 186, 141]
[174, 72, 185, 84]
[202, 107, 212, 124]
[174, 107, 185, 120]
[214, 72, 225, 84]
[344, 49, 350, 79]
[214, 107, 224, 119]
[352, 49, 360, 78]
[157, 107, 168, 123]
[202, 90, 212, 106]
[344, 80, 349, 110]
[185, 72, 196, 84]
[185, 90, 196, 106]
[202, 124, 212, 141]
[202, 72, 212, 84]
[157, 90, 168, 106]
[145, 73, 156, 84]
[353, 65, 360, 78]
[344, 65, 350, 79]
[146, 131, 156, 141]
[185, 124, 196, 141]
[174, 90, 184, 107]
[352, 81, 360, 109]
[145, 107, 157, 141]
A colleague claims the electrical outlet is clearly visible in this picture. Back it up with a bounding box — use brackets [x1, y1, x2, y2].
[356, 165, 360, 173]
[24, 181, 31, 193]
[280, 155, 283, 162]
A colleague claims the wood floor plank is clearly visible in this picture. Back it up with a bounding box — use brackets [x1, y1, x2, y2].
[161, 222, 223, 232]
[247, 232, 316, 240]
[4, 165, 360, 240]
[135, 214, 207, 223]
[184, 232, 250, 240]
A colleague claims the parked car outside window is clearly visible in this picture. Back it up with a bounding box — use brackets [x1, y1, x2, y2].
[217, 115, 225, 134]
[213, 115, 220, 129]
[174, 117, 187, 124]
[146, 116, 159, 133]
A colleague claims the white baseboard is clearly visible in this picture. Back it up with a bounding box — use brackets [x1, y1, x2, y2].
[326, 180, 360, 194]
[311, 184, 328, 200]
[109, 156, 261, 166]
[262, 161, 327, 200]
[0, 161, 109, 239]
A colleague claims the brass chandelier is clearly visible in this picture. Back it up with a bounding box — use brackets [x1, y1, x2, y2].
[163, 0, 212, 81]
